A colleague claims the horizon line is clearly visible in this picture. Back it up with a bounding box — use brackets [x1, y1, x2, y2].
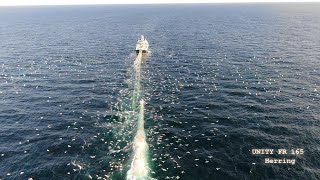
[0, 1, 319, 7]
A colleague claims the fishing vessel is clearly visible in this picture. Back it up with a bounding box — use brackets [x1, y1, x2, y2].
[135, 35, 149, 53]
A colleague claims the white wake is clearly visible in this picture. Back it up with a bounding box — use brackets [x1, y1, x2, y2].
[126, 50, 151, 180]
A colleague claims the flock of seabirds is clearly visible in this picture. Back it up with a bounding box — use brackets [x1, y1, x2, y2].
[1, 34, 318, 180]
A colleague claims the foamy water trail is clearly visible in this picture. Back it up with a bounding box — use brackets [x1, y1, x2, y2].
[126, 99, 150, 179]
[132, 51, 142, 111]
[135, 50, 143, 67]
[126, 50, 151, 180]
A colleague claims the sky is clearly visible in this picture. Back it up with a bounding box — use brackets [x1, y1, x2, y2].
[0, 0, 319, 6]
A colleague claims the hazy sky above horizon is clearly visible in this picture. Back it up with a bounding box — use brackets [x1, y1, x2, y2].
[0, 0, 319, 6]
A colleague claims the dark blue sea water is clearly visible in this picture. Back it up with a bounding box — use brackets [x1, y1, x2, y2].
[0, 3, 319, 180]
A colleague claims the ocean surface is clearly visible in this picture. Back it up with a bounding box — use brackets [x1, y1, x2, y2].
[0, 3, 319, 180]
